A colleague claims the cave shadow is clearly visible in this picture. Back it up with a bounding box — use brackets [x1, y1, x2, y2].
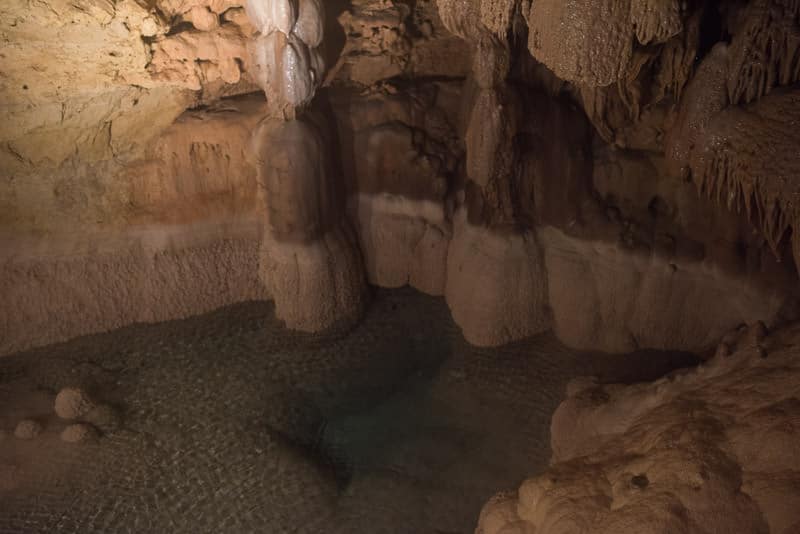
[322, 0, 352, 77]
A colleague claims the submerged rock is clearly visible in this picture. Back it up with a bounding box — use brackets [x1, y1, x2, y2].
[55, 388, 95, 420]
[14, 420, 42, 440]
[60, 423, 99, 444]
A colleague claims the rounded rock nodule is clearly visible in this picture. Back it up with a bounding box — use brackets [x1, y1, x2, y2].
[54, 387, 95, 420]
[14, 419, 42, 440]
[60, 423, 98, 444]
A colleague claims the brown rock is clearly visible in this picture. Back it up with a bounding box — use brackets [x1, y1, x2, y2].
[253, 117, 367, 332]
[14, 420, 42, 440]
[60, 423, 98, 444]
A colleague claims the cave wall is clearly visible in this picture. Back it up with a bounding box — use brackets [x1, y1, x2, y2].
[2, 0, 799, 356]
[0, 98, 268, 354]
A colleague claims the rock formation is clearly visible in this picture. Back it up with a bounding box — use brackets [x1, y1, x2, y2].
[477, 322, 800, 534]
[1, 0, 797, 354]
[245, 0, 367, 332]
[13, 420, 42, 440]
[254, 116, 366, 331]
[2, 0, 800, 531]
[54, 388, 95, 420]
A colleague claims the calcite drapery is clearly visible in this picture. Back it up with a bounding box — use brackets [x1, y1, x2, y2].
[245, 0, 325, 118]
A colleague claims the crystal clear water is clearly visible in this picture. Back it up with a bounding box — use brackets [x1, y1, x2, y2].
[0, 288, 697, 533]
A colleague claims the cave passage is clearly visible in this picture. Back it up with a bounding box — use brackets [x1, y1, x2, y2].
[0, 288, 698, 533]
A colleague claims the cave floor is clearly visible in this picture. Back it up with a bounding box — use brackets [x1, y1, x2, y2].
[0, 288, 697, 533]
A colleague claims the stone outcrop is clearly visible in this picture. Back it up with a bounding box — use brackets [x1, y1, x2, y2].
[0, 99, 267, 355]
[477, 322, 800, 534]
[329, 81, 462, 297]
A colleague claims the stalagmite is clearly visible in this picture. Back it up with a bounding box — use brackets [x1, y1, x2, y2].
[727, 0, 800, 105]
[446, 212, 549, 346]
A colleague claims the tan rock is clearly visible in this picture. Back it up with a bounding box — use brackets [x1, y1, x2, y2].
[524, 0, 682, 87]
[540, 225, 785, 353]
[685, 87, 800, 256]
[478, 330, 800, 533]
[0, 100, 267, 357]
[186, 5, 219, 31]
[727, 0, 800, 105]
[293, 0, 324, 48]
[260, 224, 367, 332]
[350, 193, 450, 296]
[665, 43, 731, 179]
[54, 388, 95, 420]
[248, 32, 319, 117]
[149, 26, 250, 92]
[0, 0, 194, 171]
[60, 423, 98, 444]
[253, 117, 367, 332]
[445, 211, 550, 346]
[244, 0, 295, 36]
[465, 88, 518, 189]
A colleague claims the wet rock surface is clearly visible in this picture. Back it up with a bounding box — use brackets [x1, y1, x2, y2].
[478, 321, 800, 534]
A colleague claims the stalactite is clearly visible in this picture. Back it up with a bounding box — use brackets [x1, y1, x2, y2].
[688, 92, 800, 257]
[727, 0, 800, 105]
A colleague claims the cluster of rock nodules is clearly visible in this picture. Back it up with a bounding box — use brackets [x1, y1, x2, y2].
[12, 388, 120, 444]
[477, 321, 800, 534]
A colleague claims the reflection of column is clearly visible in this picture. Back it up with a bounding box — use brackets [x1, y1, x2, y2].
[246, 0, 366, 331]
[438, 2, 550, 346]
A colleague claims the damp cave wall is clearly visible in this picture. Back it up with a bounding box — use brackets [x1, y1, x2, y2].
[1, 0, 799, 355]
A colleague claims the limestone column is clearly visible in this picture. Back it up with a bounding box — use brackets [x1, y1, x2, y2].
[246, 0, 366, 331]
[437, 0, 550, 346]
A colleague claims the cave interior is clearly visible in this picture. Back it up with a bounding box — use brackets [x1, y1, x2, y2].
[1, 0, 800, 532]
